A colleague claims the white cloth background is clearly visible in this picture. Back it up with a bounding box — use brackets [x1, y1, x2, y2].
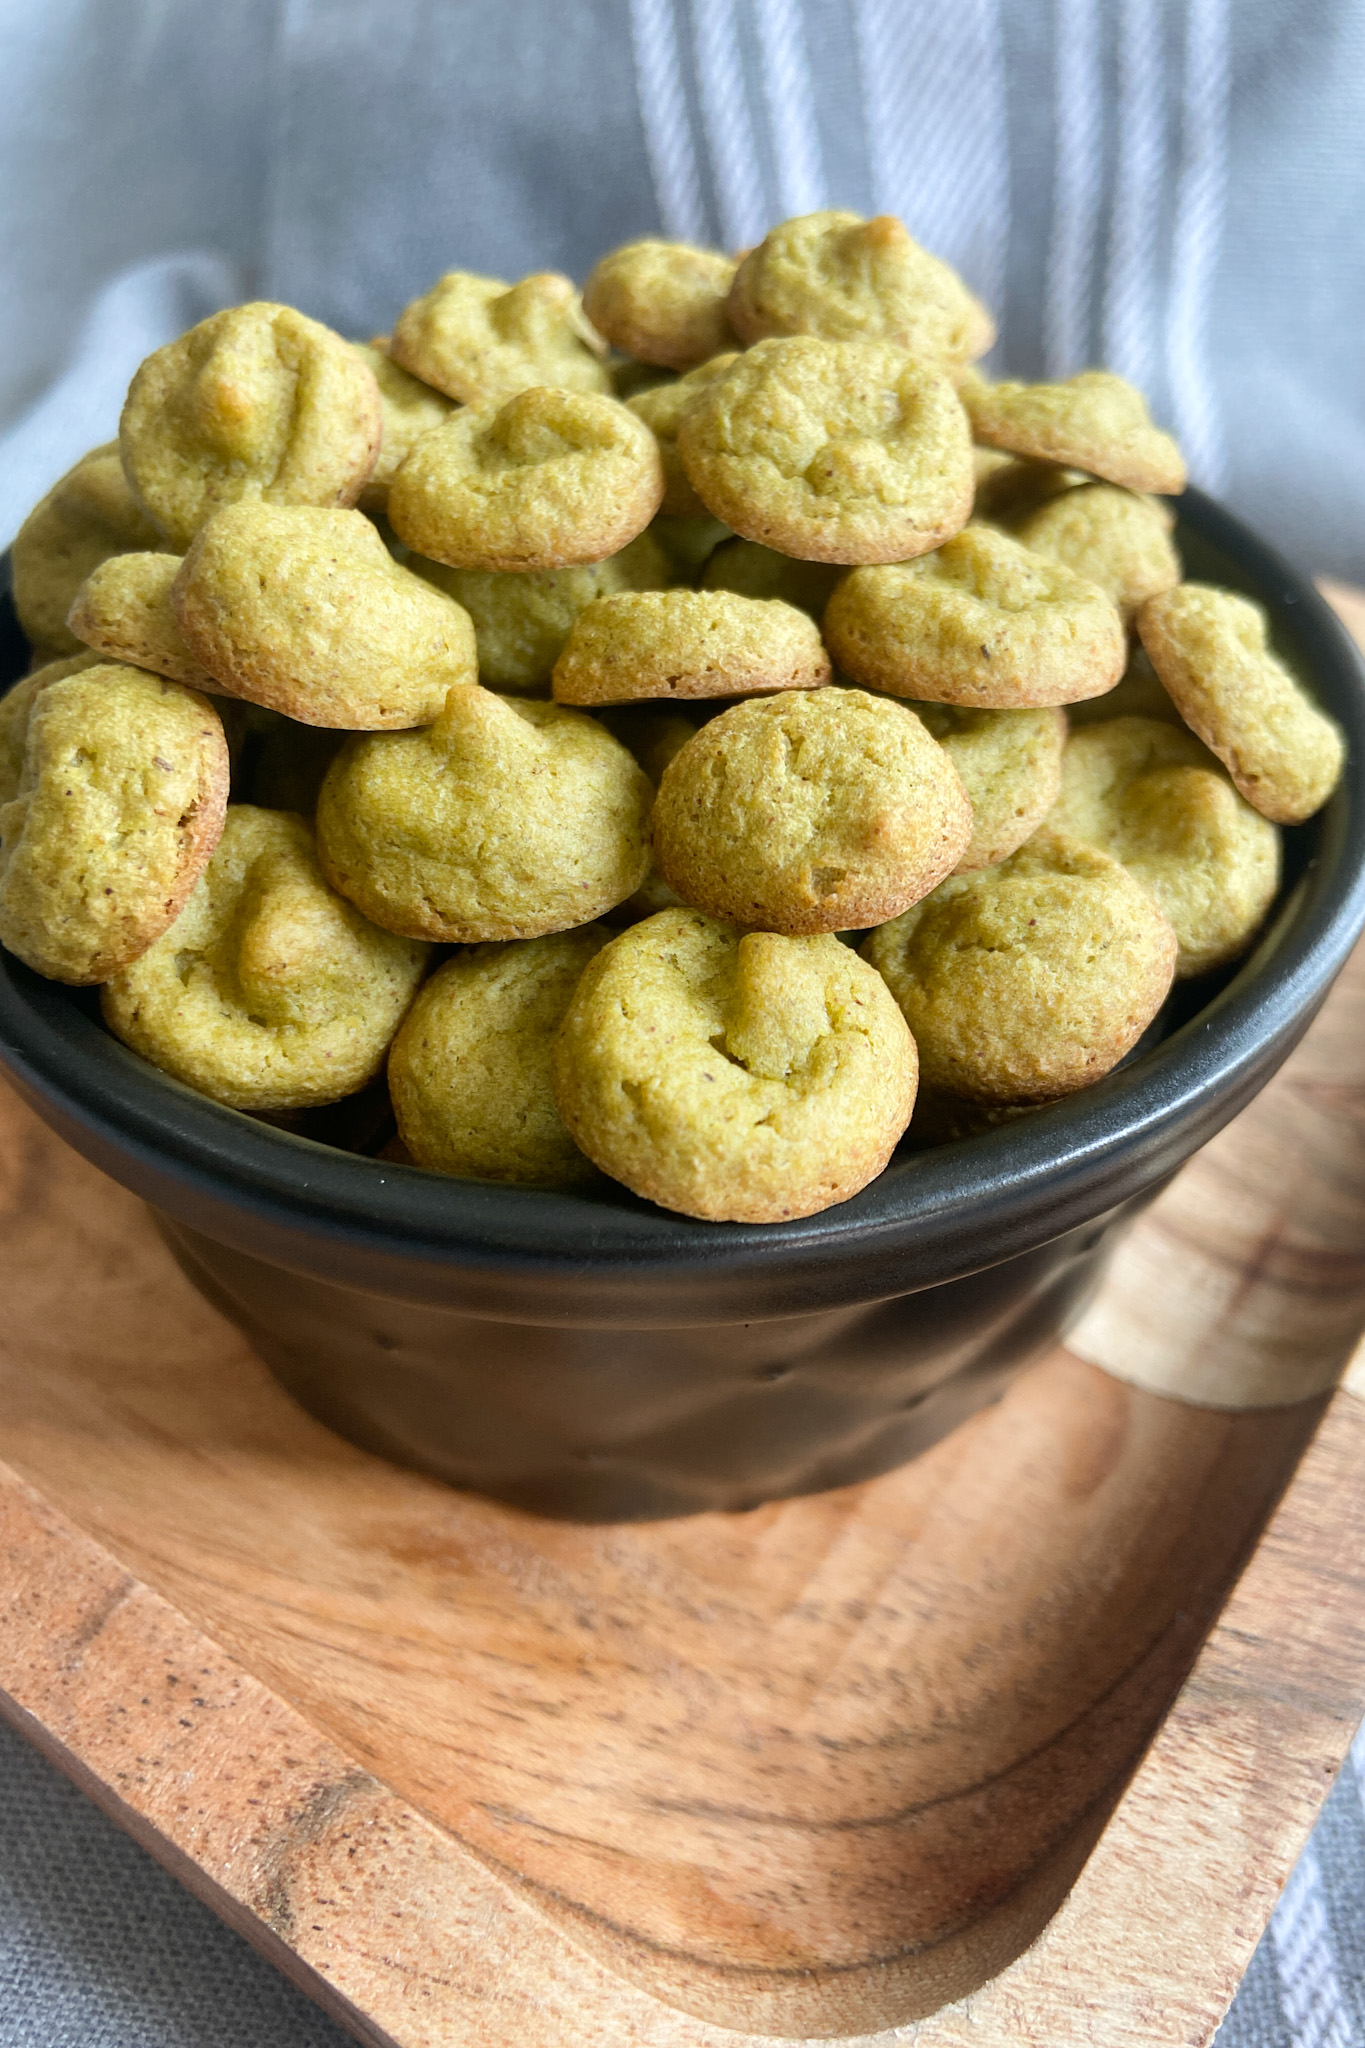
[2, 0, 1365, 573]
[3, 3, 1365, 2043]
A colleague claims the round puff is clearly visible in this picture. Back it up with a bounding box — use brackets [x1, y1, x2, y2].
[652, 686, 972, 934]
[553, 908, 918, 1222]
[389, 926, 609, 1187]
[593, 704, 710, 923]
[119, 303, 384, 550]
[582, 240, 738, 370]
[823, 523, 1126, 707]
[101, 807, 428, 1111]
[1047, 716, 1281, 978]
[862, 828, 1177, 1103]
[389, 270, 611, 406]
[727, 211, 995, 369]
[1016, 483, 1181, 620]
[1066, 644, 1180, 728]
[627, 355, 739, 517]
[68, 552, 217, 690]
[971, 451, 1087, 526]
[610, 359, 675, 401]
[962, 372, 1186, 496]
[601, 867, 687, 927]
[699, 537, 843, 618]
[551, 588, 831, 705]
[212, 700, 273, 786]
[316, 685, 653, 942]
[173, 503, 477, 729]
[0, 653, 102, 806]
[677, 337, 974, 564]
[233, 712, 343, 815]
[649, 512, 733, 579]
[909, 702, 1067, 870]
[351, 343, 455, 511]
[13, 445, 164, 658]
[415, 531, 671, 692]
[598, 703, 714, 786]
[0, 663, 229, 985]
[1137, 583, 1346, 825]
[386, 386, 664, 571]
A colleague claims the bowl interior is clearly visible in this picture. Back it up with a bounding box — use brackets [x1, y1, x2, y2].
[2, 490, 1364, 1299]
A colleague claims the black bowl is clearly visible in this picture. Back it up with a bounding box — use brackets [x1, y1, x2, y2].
[2, 491, 1363, 1519]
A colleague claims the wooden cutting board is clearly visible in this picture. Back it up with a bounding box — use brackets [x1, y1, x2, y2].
[3, 590, 1365, 2042]
[2, 920, 1365, 2046]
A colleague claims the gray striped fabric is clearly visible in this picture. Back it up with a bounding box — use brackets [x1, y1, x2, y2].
[1213, 1718, 1365, 2048]
[0, 1716, 351, 2048]
[1, 0, 1363, 576]
[1, 1, 1365, 2038]
[3, 1704, 1365, 2044]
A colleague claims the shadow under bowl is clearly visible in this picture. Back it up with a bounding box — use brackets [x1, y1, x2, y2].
[1, 489, 1363, 1519]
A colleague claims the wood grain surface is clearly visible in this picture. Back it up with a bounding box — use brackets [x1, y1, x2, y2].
[1, 973, 1365, 2041]
[2, 578, 1365, 2041]
[1064, 581, 1365, 1411]
[3, 1383, 1364, 2048]
[1071, 935, 1365, 1406]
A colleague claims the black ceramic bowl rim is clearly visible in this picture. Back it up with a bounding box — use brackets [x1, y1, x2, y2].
[2, 489, 1364, 1324]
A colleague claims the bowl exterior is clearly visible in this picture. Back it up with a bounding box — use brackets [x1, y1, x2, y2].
[159, 1198, 1148, 1519]
[1, 490, 1364, 1516]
